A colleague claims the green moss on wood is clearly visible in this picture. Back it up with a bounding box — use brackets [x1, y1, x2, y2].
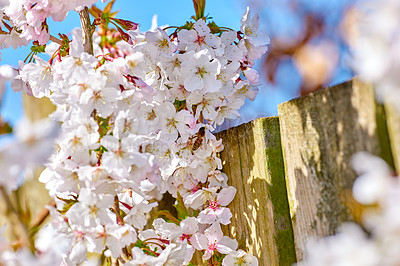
[260, 117, 297, 265]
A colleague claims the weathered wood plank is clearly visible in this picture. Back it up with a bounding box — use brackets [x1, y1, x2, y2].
[385, 103, 400, 173]
[216, 117, 296, 265]
[22, 93, 56, 121]
[278, 78, 394, 260]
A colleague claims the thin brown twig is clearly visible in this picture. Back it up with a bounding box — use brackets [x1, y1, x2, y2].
[79, 6, 94, 55]
[49, 35, 62, 45]
[29, 199, 56, 231]
[112, 195, 124, 225]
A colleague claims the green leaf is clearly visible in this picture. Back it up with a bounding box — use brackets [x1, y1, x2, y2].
[173, 99, 186, 112]
[174, 192, 189, 220]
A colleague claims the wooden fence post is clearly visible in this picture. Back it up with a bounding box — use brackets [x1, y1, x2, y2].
[278, 78, 394, 260]
[216, 117, 296, 265]
[385, 103, 400, 173]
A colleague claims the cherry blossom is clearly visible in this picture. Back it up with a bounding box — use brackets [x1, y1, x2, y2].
[223, 249, 259, 266]
[0, 1, 268, 264]
[181, 49, 222, 93]
[191, 222, 238, 260]
[198, 186, 236, 225]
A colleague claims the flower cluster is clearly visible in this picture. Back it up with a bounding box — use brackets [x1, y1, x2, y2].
[2, 0, 104, 45]
[299, 153, 400, 266]
[0, 1, 268, 265]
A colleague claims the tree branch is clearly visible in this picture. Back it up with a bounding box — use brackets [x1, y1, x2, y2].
[29, 199, 56, 232]
[79, 6, 94, 55]
[49, 35, 62, 45]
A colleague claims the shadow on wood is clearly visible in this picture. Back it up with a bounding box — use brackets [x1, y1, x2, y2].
[278, 78, 394, 260]
[216, 117, 296, 265]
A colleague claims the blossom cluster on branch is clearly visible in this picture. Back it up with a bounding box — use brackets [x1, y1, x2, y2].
[0, 0, 268, 265]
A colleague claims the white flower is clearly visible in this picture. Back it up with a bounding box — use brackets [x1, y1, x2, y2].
[351, 152, 394, 205]
[145, 28, 177, 55]
[19, 57, 53, 98]
[191, 222, 238, 260]
[65, 188, 115, 227]
[299, 223, 380, 266]
[181, 50, 222, 93]
[214, 98, 244, 126]
[187, 91, 223, 121]
[240, 7, 270, 47]
[178, 19, 221, 52]
[223, 249, 258, 266]
[198, 186, 236, 225]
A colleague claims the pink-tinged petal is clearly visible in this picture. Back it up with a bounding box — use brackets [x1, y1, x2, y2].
[99, 194, 114, 208]
[218, 186, 237, 206]
[181, 217, 199, 234]
[106, 236, 124, 258]
[202, 249, 213, 261]
[198, 209, 217, 224]
[204, 222, 223, 242]
[222, 253, 236, 265]
[247, 86, 259, 101]
[77, 188, 93, 203]
[145, 30, 161, 43]
[190, 233, 209, 250]
[184, 189, 204, 209]
[221, 31, 237, 44]
[244, 68, 260, 84]
[217, 207, 232, 225]
[187, 90, 203, 106]
[178, 29, 197, 43]
[217, 236, 238, 254]
[184, 75, 204, 92]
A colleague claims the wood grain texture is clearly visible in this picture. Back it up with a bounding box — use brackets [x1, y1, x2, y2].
[278, 78, 393, 260]
[216, 117, 296, 265]
[79, 6, 94, 55]
[385, 103, 400, 173]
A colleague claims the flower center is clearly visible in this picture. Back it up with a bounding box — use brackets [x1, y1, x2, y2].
[179, 233, 191, 242]
[245, 25, 256, 37]
[157, 39, 169, 49]
[194, 35, 206, 45]
[208, 241, 217, 251]
[236, 257, 247, 265]
[238, 84, 250, 94]
[196, 66, 208, 78]
[208, 200, 220, 211]
[147, 110, 156, 121]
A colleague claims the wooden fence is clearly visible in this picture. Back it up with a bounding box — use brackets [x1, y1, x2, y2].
[216, 78, 398, 265]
